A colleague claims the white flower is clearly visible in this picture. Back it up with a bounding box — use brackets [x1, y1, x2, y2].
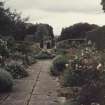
[81, 52, 84, 56]
[75, 55, 78, 59]
[0, 56, 2, 59]
[97, 63, 102, 70]
[65, 64, 69, 68]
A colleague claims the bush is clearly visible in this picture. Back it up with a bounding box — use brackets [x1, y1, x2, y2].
[0, 39, 9, 58]
[77, 81, 105, 105]
[50, 64, 59, 76]
[64, 70, 83, 87]
[63, 67, 101, 87]
[35, 50, 55, 59]
[0, 69, 13, 92]
[23, 55, 37, 66]
[63, 49, 101, 87]
[56, 49, 68, 55]
[62, 47, 105, 105]
[15, 42, 32, 55]
[51, 55, 69, 76]
[5, 63, 28, 79]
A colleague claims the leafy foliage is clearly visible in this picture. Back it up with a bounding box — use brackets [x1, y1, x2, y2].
[0, 1, 28, 40]
[5, 63, 28, 79]
[35, 50, 55, 59]
[0, 39, 9, 57]
[63, 47, 103, 86]
[59, 23, 99, 41]
[0, 69, 13, 92]
[62, 46, 105, 105]
[78, 81, 105, 105]
[86, 26, 105, 49]
[0, 1, 55, 42]
[101, 0, 105, 11]
[51, 55, 69, 76]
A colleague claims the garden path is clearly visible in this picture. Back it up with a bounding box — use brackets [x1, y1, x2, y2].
[0, 60, 60, 105]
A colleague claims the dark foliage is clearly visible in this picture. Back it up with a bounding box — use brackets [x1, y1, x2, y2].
[86, 26, 105, 49]
[78, 81, 105, 105]
[101, 0, 105, 11]
[5, 63, 28, 79]
[59, 23, 99, 41]
[35, 50, 55, 59]
[0, 2, 54, 42]
[51, 55, 69, 76]
[0, 2, 28, 40]
[0, 69, 13, 92]
[64, 68, 102, 87]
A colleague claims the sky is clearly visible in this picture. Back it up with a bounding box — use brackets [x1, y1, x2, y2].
[6, 0, 105, 35]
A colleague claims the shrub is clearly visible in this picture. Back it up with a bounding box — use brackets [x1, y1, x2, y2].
[6, 36, 15, 52]
[0, 69, 13, 92]
[35, 50, 55, 59]
[62, 47, 105, 105]
[64, 70, 83, 87]
[22, 55, 37, 66]
[50, 64, 59, 76]
[0, 39, 9, 58]
[5, 63, 28, 79]
[56, 49, 68, 55]
[51, 55, 69, 76]
[77, 81, 105, 105]
[15, 42, 32, 55]
[63, 67, 101, 87]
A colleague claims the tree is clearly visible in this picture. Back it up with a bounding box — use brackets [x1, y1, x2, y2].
[101, 0, 105, 11]
[59, 23, 99, 41]
[0, 1, 28, 40]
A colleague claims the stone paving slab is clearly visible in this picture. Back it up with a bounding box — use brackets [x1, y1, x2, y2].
[29, 95, 58, 105]
[30, 60, 60, 105]
[13, 80, 35, 93]
[0, 93, 9, 104]
[33, 72, 58, 96]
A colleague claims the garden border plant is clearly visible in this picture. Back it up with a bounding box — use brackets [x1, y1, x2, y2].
[5, 63, 28, 79]
[50, 55, 69, 76]
[0, 69, 13, 92]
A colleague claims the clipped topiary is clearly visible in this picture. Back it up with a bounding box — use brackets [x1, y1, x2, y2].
[0, 69, 13, 92]
[5, 63, 28, 79]
[51, 55, 69, 76]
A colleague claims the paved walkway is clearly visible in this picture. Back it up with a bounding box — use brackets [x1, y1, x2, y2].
[0, 60, 60, 105]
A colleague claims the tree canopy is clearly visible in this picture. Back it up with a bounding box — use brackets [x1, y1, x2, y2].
[0, 1, 28, 40]
[0, 2, 54, 42]
[59, 23, 99, 41]
[101, 0, 105, 11]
